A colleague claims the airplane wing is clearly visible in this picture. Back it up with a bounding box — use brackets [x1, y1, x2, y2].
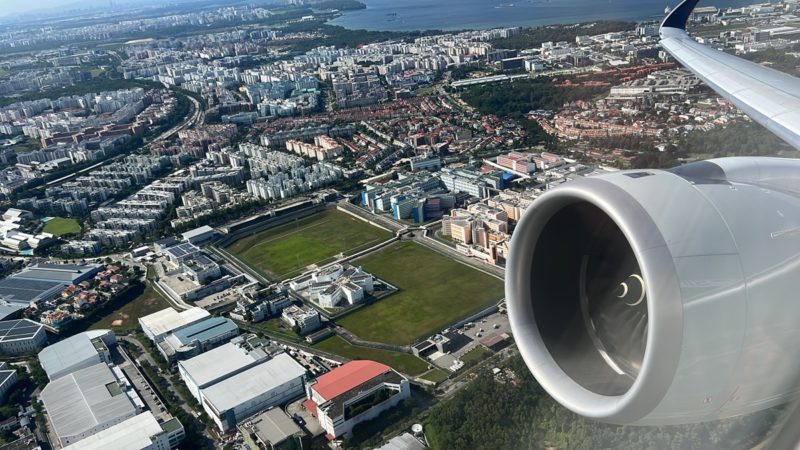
[660, 0, 800, 150]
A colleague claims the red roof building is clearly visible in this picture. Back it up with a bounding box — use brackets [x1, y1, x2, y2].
[305, 360, 410, 440]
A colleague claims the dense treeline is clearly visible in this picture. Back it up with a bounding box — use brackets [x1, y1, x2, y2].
[451, 66, 486, 81]
[489, 21, 634, 50]
[681, 121, 793, 157]
[631, 123, 791, 169]
[313, 0, 367, 11]
[425, 355, 781, 450]
[739, 44, 800, 77]
[459, 78, 606, 119]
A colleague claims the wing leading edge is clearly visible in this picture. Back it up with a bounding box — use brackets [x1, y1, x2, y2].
[660, 0, 800, 150]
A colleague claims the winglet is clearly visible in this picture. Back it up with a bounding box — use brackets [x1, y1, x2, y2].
[660, 0, 701, 30]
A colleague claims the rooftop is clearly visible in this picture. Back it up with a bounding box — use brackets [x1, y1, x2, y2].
[0, 369, 15, 387]
[201, 353, 305, 413]
[14, 262, 101, 283]
[0, 301, 25, 321]
[251, 407, 303, 445]
[182, 225, 215, 241]
[139, 307, 210, 338]
[179, 341, 270, 389]
[0, 277, 62, 303]
[171, 317, 237, 345]
[164, 243, 200, 259]
[38, 331, 104, 379]
[0, 319, 42, 343]
[40, 363, 136, 441]
[60, 412, 165, 450]
[311, 360, 392, 401]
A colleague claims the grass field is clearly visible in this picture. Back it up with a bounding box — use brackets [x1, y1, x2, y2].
[312, 335, 428, 376]
[226, 209, 392, 280]
[420, 368, 450, 383]
[338, 242, 505, 345]
[43, 217, 81, 236]
[89, 282, 169, 333]
[461, 346, 494, 365]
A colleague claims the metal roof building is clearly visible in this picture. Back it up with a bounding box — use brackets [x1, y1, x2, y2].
[250, 407, 304, 448]
[60, 411, 183, 450]
[40, 362, 138, 447]
[181, 225, 216, 245]
[201, 353, 306, 432]
[0, 300, 25, 321]
[0, 319, 46, 355]
[38, 330, 115, 380]
[0, 262, 103, 307]
[178, 340, 273, 402]
[0, 278, 63, 306]
[138, 307, 210, 343]
[0, 362, 17, 402]
[156, 317, 238, 363]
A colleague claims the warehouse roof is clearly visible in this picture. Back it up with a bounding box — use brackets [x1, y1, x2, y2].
[201, 353, 305, 413]
[13, 262, 101, 283]
[172, 317, 237, 345]
[181, 225, 215, 241]
[60, 412, 164, 450]
[139, 307, 210, 338]
[178, 341, 269, 390]
[252, 408, 303, 446]
[0, 301, 24, 321]
[38, 332, 100, 380]
[0, 319, 42, 343]
[0, 277, 62, 303]
[0, 369, 15, 387]
[40, 363, 136, 441]
[311, 360, 391, 401]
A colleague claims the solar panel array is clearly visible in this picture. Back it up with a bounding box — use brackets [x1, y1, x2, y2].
[0, 319, 42, 341]
[0, 277, 61, 303]
[166, 243, 200, 259]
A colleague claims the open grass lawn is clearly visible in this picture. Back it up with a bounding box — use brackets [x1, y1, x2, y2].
[43, 217, 81, 236]
[420, 368, 450, 383]
[226, 209, 392, 280]
[89, 282, 169, 333]
[461, 346, 494, 365]
[312, 335, 428, 376]
[338, 242, 505, 345]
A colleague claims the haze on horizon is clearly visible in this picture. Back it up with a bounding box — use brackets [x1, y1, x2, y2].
[0, 0, 226, 18]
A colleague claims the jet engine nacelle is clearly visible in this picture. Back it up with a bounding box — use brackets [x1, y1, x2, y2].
[506, 157, 800, 425]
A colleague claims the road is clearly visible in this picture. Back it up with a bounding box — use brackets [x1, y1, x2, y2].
[151, 95, 202, 144]
[118, 335, 195, 416]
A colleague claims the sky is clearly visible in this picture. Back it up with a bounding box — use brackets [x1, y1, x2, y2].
[3, 0, 86, 16]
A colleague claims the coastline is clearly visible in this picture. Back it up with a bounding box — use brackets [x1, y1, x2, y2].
[325, 0, 759, 32]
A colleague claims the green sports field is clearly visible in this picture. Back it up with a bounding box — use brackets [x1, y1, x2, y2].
[225, 209, 393, 280]
[43, 217, 81, 236]
[337, 241, 505, 345]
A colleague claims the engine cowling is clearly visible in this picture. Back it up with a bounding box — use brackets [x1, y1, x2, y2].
[506, 157, 800, 425]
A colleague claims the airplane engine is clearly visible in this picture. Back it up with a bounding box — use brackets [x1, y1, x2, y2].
[506, 157, 800, 425]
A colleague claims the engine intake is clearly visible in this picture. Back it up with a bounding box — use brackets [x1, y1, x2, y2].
[507, 158, 800, 425]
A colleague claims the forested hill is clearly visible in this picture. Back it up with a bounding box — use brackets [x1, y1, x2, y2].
[425, 355, 781, 450]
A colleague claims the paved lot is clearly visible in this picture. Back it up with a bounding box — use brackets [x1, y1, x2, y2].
[286, 398, 325, 438]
